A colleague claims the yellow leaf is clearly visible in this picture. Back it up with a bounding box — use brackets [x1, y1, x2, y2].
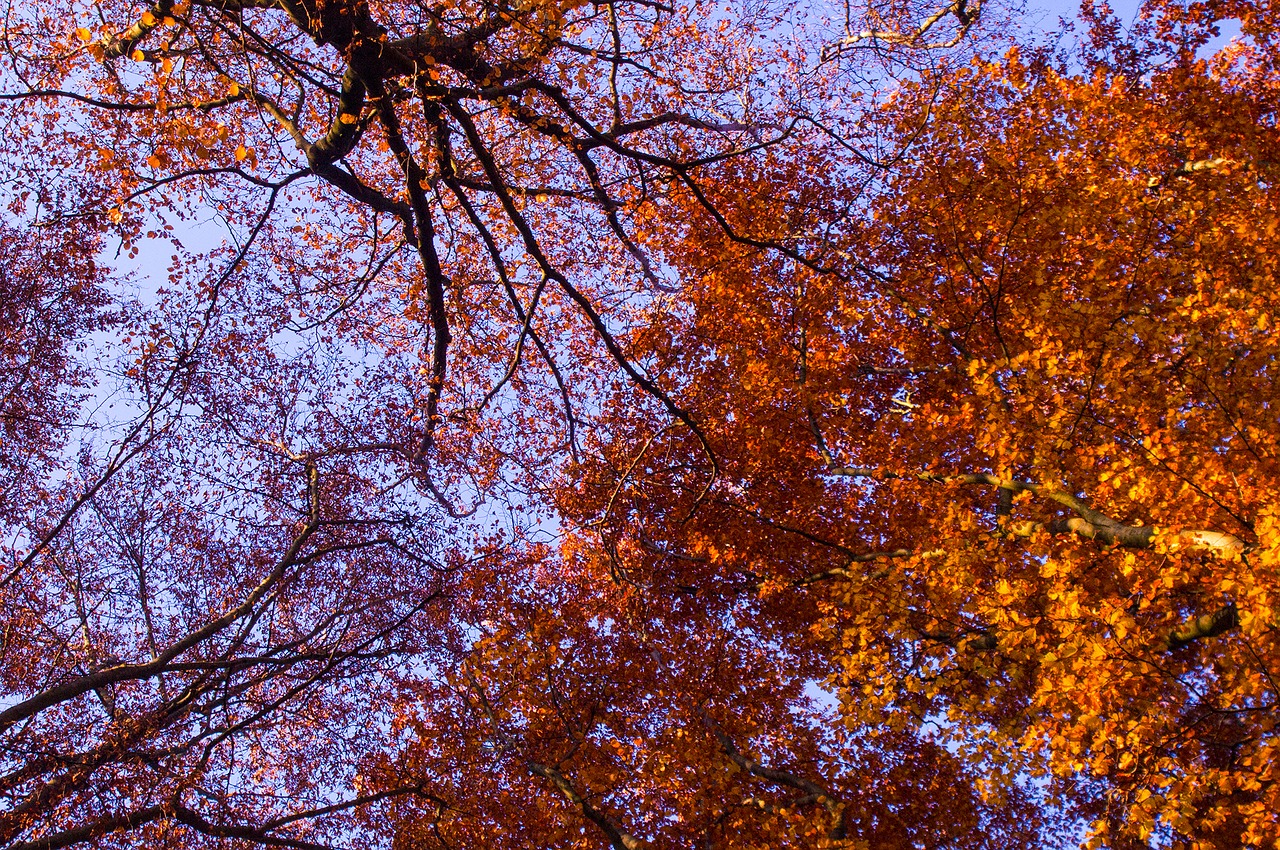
[235, 145, 249, 162]
[131, 48, 145, 62]
[74, 27, 92, 42]
[140, 10, 157, 25]
[339, 112, 359, 125]
[995, 578, 1014, 601]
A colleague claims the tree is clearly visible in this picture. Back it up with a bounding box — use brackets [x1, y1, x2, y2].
[551, 3, 1280, 846]
[0, 0, 1276, 847]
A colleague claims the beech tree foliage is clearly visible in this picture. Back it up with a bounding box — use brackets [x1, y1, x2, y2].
[0, 0, 1277, 846]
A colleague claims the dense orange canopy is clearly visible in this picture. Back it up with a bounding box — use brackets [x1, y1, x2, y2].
[0, 0, 1277, 847]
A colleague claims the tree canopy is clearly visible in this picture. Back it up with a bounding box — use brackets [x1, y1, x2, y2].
[1, 0, 1278, 847]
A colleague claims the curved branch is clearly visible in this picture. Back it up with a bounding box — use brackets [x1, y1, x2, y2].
[527, 761, 646, 850]
[0, 463, 320, 732]
[821, 0, 983, 61]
